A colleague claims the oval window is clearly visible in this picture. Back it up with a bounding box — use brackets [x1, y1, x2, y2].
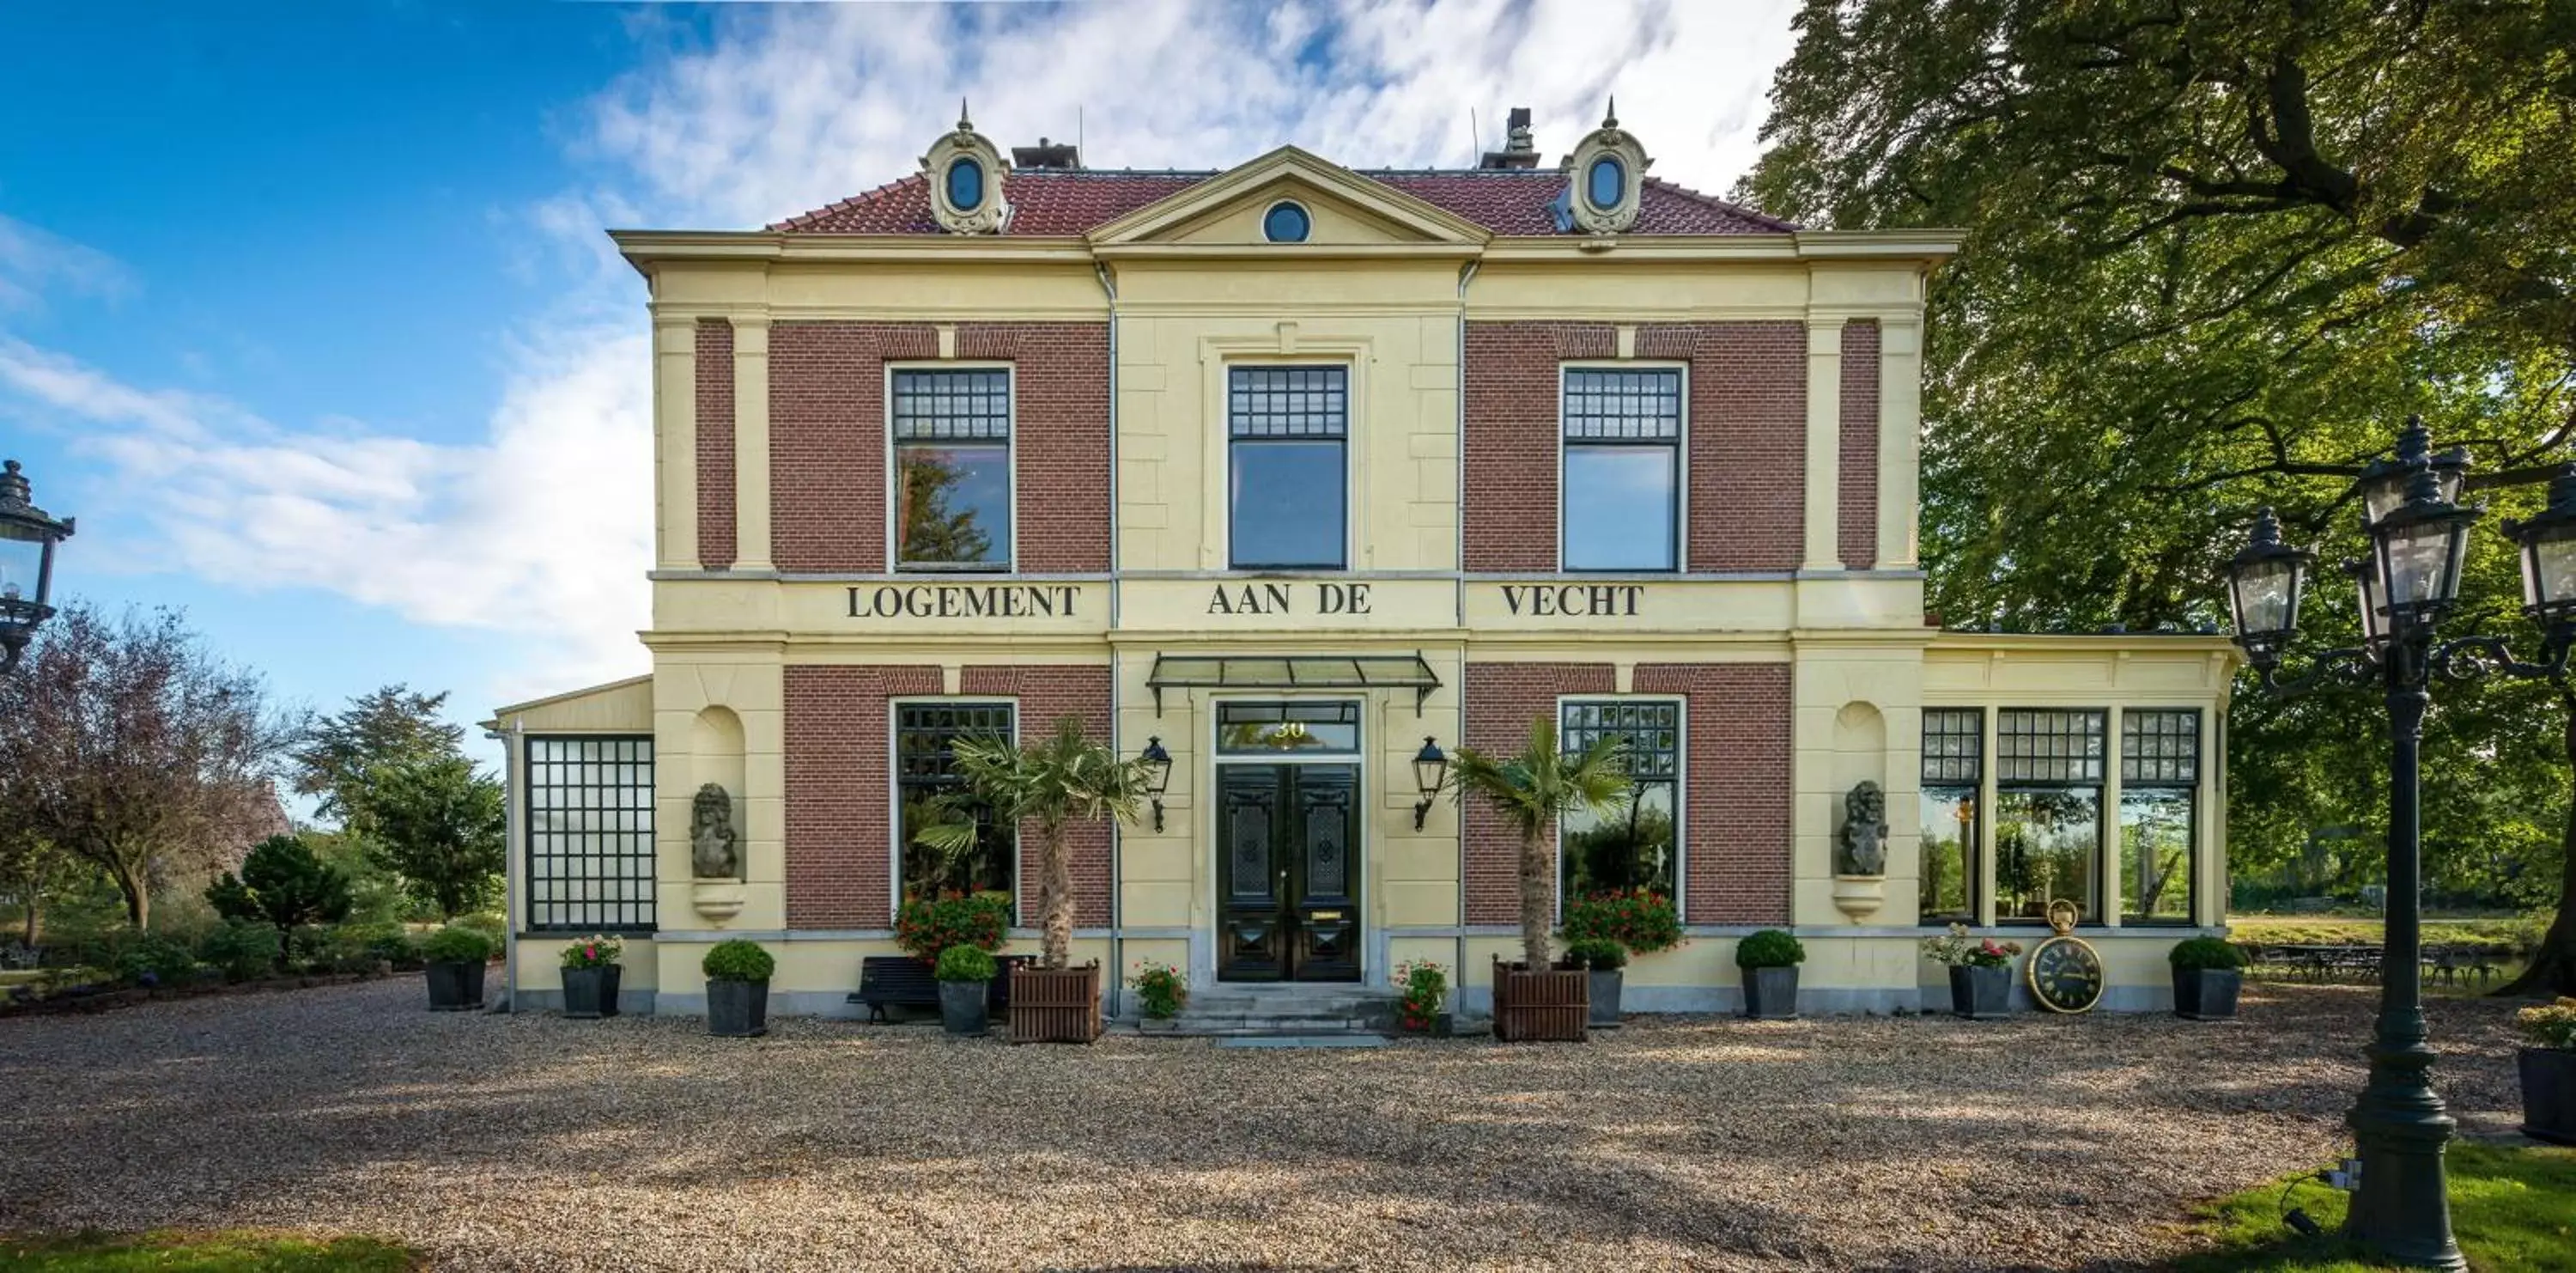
[1586, 156, 1625, 210]
[945, 157, 985, 211]
[1262, 201, 1311, 243]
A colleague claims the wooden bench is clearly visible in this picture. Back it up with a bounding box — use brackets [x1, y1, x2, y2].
[851, 953, 1032, 1022]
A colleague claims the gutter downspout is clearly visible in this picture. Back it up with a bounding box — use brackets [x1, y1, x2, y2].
[1454, 257, 1479, 1003]
[1095, 259, 1124, 1018]
[492, 717, 526, 1012]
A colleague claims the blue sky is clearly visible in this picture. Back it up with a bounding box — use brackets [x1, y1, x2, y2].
[0, 0, 1793, 787]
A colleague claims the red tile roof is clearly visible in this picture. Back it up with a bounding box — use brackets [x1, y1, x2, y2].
[767, 168, 1795, 236]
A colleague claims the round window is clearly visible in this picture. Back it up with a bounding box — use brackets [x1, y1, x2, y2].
[945, 157, 986, 211]
[1586, 156, 1625, 211]
[1262, 201, 1311, 243]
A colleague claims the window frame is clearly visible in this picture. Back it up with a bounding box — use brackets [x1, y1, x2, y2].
[522, 734, 657, 935]
[1224, 362, 1352, 571]
[887, 697, 1022, 924]
[2118, 707, 2202, 927]
[1552, 695, 1687, 916]
[1992, 708, 2108, 925]
[1557, 362, 1688, 574]
[1918, 707, 1983, 927]
[1261, 200, 1312, 243]
[884, 362, 1017, 574]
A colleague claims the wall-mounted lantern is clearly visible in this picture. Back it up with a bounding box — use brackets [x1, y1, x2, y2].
[1139, 735, 1173, 831]
[1411, 736, 1449, 830]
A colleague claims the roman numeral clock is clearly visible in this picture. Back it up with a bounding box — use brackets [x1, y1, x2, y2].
[2026, 899, 2105, 1014]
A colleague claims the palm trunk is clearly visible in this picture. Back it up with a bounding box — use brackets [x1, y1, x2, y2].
[1040, 819, 1075, 970]
[1519, 827, 1553, 970]
[2497, 683, 2576, 997]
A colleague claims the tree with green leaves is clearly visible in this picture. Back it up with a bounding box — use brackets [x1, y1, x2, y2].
[913, 716, 1156, 969]
[0, 823, 80, 947]
[363, 757, 505, 922]
[207, 833, 354, 964]
[289, 685, 464, 835]
[1449, 717, 1632, 971]
[1741, 0, 2576, 994]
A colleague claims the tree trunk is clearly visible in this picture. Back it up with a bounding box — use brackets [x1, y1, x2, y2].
[2497, 684, 2576, 997]
[109, 862, 150, 931]
[1519, 828, 1553, 970]
[20, 893, 36, 947]
[1040, 820, 1074, 971]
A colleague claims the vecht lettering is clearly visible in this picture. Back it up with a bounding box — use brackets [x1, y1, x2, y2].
[1498, 584, 1643, 618]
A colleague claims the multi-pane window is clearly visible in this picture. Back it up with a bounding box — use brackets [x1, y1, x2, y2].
[1919, 709, 1982, 924]
[895, 703, 1018, 901]
[892, 368, 1012, 570]
[526, 737, 655, 933]
[2120, 710, 2200, 923]
[1996, 710, 2105, 923]
[1558, 700, 1681, 900]
[1228, 366, 1346, 569]
[1561, 368, 1681, 571]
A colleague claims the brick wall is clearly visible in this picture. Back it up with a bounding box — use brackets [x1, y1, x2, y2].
[1637, 322, 1807, 572]
[1461, 662, 1615, 923]
[1633, 663, 1793, 923]
[695, 320, 735, 570]
[1838, 320, 1880, 570]
[1465, 321, 1807, 573]
[781, 664, 943, 928]
[1461, 323, 1613, 572]
[961, 665, 1114, 924]
[768, 321, 1109, 573]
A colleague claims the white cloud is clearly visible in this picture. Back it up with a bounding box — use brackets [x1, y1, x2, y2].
[0, 212, 133, 314]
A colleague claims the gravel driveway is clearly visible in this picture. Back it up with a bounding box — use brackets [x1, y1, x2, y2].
[0, 976, 2533, 1272]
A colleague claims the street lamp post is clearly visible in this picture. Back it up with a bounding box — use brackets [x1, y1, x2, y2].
[0, 459, 76, 676]
[2223, 421, 2576, 1271]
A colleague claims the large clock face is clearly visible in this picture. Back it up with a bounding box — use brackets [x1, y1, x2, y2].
[2027, 935, 2105, 1014]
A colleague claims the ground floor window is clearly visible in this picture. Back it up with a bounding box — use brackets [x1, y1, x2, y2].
[896, 702, 1016, 901]
[2120, 709, 2201, 923]
[526, 736, 654, 933]
[1996, 709, 2105, 923]
[1919, 708, 1982, 924]
[1558, 699, 1680, 901]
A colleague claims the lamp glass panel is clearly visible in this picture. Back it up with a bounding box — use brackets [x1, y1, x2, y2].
[2380, 521, 2464, 609]
[2534, 532, 2576, 610]
[2230, 558, 2298, 636]
[2364, 477, 2408, 528]
[0, 536, 38, 602]
[2356, 570, 2389, 644]
[1413, 756, 1444, 795]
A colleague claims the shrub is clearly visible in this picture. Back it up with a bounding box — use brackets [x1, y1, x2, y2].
[1394, 961, 1446, 1032]
[199, 922, 283, 983]
[2169, 936, 2247, 971]
[418, 926, 494, 965]
[1560, 889, 1684, 955]
[452, 912, 507, 946]
[558, 935, 623, 970]
[205, 834, 355, 937]
[328, 920, 419, 970]
[110, 933, 201, 988]
[935, 945, 997, 983]
[2518, 997, 2576, 1051]
[1128, 959, 1187, 1019]
[1564, 937, 1626, 971]
[895, 892, 1012, 962]
[1735, 929, 1806, 969]
[1919, 923, 2020, 968]
[702, 939, 774, 983]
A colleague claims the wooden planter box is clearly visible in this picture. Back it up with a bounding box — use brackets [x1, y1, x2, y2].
[1492, 958, 1588, 1042]
[1008, 962, 1102, 1045]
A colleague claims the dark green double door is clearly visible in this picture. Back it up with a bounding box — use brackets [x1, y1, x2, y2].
[1217, 764, 1360, 982]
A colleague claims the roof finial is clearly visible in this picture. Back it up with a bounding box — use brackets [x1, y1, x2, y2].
[957, 97, 973, 132]
[1602, 96, 1618, 130]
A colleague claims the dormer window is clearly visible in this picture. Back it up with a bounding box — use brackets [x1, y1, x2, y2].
[1261, 200, 1311, 243]
[945, 157, 986, 213]
[1563, 100, 1648, 235]
[1584, 156, 1625, 213]
[920, 102, 1010, 234]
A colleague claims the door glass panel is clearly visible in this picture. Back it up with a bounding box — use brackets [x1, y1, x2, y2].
[1305, 789, 1348, 897]
[1227, 796, 1273, 902]
[1215, 701, 1361, 754]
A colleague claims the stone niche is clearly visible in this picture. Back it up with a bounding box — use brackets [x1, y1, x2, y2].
[690, 705, 747, 923]
[1830, 701, 1888, 922]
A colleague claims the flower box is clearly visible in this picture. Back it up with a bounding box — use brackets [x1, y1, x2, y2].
[1948, 964, 2012, 1019]
[562, 965, 621, 1019]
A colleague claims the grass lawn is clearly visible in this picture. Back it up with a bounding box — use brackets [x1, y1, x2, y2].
[0, 1231, 416, 1271]
[2166, 1142, 2576, 1271]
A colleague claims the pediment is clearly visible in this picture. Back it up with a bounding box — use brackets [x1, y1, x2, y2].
[1087, 147, 1491, 248]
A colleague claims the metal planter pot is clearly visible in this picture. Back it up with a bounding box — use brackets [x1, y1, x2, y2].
[1587, 970, 1623, 1026]
[2521, 1047, 2576, 1146]
[2172, 968, 2241, 1021]
[939, 978, 992, 1035]
[561, 965, 622, 1020]
[706, 978, 769, 1038]
[1741, 965, 1800, 1020]
[423, 960, 485, 1012]
[1948, 964, 2012, 1019]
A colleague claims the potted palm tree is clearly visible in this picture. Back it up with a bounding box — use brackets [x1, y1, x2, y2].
[703, 938, 774, 1038]
[915, 716, 1158, 1044]
[2168, 936, 2246, 1020]
[1450, 717, 1630, 1042]
[1736, 929, 1805, 1020]
[935, 945, 995, 1035]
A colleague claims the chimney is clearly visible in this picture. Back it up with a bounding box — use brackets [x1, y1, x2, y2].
[1478, 107, 1540, 170]
[1012, 136, 1081, 170]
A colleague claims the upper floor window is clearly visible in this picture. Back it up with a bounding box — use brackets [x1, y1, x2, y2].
[892, 368, 1011, 570]
[1561, 367, 1680, 571]
[2119, 710, 2200, 924]
[1558, 699, 1681, 902]
[1995, 709, 2105, 923]
[1229, 366, 1346, 570]
[1262, 201, 1311, 243]
[1920, 708, 1981, 925]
